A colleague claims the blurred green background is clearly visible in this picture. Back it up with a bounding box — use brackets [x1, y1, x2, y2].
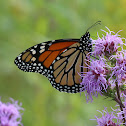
[0, 0, 126, 126]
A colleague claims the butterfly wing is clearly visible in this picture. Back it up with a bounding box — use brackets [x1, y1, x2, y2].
[14, 38, 90, 93]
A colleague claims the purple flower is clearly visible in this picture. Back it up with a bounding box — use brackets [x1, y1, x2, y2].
[0, 98, 24, 126]
[80, 59, 108, 102]
[94, 107, 119, 126]
[110, 51, 126, 86]
[92, 27, 123, 57]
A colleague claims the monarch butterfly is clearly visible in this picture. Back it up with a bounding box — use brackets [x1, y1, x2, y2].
[14, 21, 101, 93]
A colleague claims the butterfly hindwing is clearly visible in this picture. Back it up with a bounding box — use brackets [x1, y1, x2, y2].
[48, 42, 89, 93]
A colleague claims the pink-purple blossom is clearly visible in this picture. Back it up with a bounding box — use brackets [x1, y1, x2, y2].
[92, 27, 123, 57]
[80, 59, 108, 102]
[110, 51, 126, 86]
[94, 107, 119, 126]
[0, 98, 24, 126]
[81, 27, 126, 102]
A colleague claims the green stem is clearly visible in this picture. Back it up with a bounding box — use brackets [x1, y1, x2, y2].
[115, 82, 126, 125]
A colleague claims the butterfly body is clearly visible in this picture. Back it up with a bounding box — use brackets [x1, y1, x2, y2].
[14, 32, 92, 93]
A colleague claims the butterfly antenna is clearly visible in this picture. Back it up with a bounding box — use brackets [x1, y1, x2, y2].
[86, 21, 101, 32]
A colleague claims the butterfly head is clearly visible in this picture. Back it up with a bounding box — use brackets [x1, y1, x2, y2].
[79, 21, 101, 52]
